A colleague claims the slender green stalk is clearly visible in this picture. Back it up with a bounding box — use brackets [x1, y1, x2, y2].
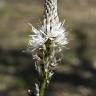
[39, 71, 48, 96]
[39, 40, 51, 96]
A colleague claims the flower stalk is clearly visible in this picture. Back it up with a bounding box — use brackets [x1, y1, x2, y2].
[39, 40, 51, 96]
[27, 0, 68, 96]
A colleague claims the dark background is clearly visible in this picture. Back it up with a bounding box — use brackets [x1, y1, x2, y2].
[0, 0, 96, 96]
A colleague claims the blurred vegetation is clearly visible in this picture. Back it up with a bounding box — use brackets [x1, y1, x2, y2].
[0, 0, 96, 96]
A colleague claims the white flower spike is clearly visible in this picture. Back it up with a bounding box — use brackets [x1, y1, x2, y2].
[27, 0, 68, 96]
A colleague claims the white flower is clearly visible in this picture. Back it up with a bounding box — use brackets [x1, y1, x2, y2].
[28, 22, 68, 52]
[28, 25, 45, 51]
[44, 22, 68, 46]
[28, 0, 68, 52]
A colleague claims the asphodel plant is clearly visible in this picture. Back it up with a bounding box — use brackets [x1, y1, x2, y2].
[27, 0, 68, 96]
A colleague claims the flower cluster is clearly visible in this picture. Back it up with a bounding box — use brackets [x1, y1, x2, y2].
[28, 21, 67, 52]
[27, 0, 68, 96]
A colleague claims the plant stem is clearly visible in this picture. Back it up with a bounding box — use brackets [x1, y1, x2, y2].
[39, 40, 51, 96]
[39, 72, 48, 96]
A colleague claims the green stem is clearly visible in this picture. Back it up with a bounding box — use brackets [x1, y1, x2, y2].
[39, 72, 48, 96]
[39, 40, 51, 96]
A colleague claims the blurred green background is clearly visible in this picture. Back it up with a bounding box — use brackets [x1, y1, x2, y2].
[0, 0, 96, 96]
